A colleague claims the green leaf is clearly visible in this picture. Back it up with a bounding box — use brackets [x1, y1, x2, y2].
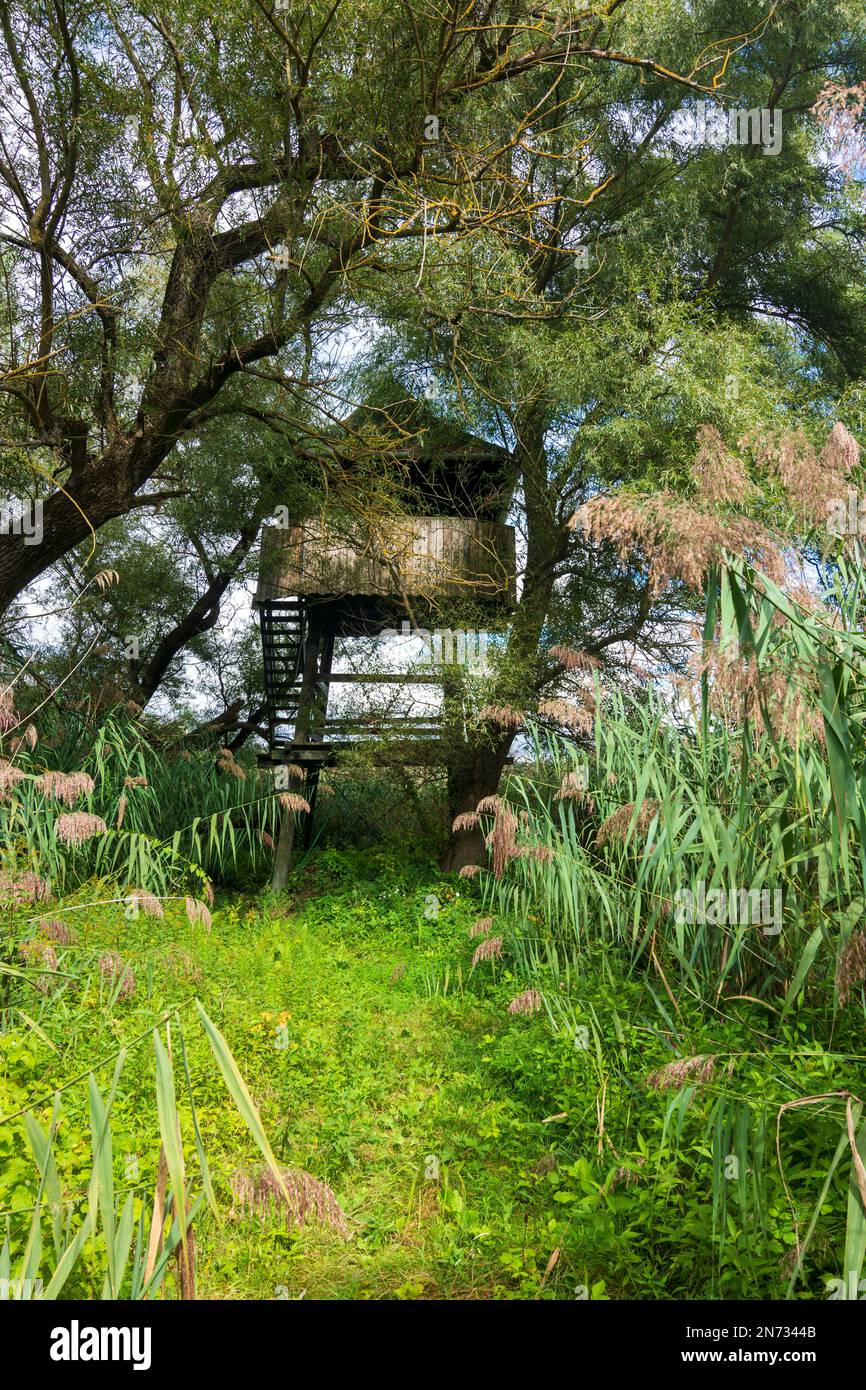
[42, 1214, 93, 1301]
[87, 1074, 117, 1295]
[177, 1021, 219, 1221]
[195, 1002, 292, 1206]
[153, 1027, 188, 1263]
[23, 1097, 63, 1260]
[843, 1102, 866, 1298]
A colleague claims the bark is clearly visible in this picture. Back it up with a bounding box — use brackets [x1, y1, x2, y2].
[186, 699, 245, 741]
[438, 565, 557, 871]
[439, 411, 565, 871]
[0, 437, 148, 609]
[270, 805, 296, 892]
[439, 735, 514, 872]
[0, 202, 335, 614]
[226, 705, 268, 751]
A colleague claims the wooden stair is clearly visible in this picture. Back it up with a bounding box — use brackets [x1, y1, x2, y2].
[259, 599, 305, 746]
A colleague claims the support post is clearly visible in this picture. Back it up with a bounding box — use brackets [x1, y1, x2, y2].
[270, 799, 296, 891]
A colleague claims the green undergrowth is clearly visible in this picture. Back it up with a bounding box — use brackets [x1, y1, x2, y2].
[1, 846, 860, 1299]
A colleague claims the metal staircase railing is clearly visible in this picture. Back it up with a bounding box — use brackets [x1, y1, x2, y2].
[259, 599, 305, 746]
[260, 597, 447, 760]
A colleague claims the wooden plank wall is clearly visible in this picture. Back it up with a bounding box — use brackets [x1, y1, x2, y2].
[255, 516, 516, 606]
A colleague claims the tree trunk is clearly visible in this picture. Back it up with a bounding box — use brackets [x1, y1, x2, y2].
[439, 736, 513, 873]
[0, 438, 147, 612]
[270, 805, 297, 891]
[438, 413, 564, 872]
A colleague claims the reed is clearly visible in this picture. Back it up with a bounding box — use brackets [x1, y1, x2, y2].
[466, 552, 866, 1296]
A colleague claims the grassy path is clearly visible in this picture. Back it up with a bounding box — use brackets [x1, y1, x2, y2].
[189, 850, 579, 1300]
[8, 845, 831, 1300]
[0, 848, 602, 1300]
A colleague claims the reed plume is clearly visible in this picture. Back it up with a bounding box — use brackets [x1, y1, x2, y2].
[229, 1166, 349, 1237]
[185, 897, 213, 930]
[471, 936, 503, 966]
[507, 989, 542, 1015]
[55, 812, 108, 846]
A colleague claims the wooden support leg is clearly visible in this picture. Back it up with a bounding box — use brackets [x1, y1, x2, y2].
[271, 804, 296, 891]
[302, 627, 332, 852]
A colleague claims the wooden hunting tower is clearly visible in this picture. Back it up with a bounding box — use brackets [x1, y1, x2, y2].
[253, 416, 517, 884]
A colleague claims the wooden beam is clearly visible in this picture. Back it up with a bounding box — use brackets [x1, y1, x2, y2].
[325, 671, 446, 684]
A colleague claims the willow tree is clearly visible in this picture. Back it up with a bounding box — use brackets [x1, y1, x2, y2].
[0, 0, 732, 616]
[347, 0, 866, 868]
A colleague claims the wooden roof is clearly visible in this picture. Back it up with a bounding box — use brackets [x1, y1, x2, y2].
[336, 399, 516, 523]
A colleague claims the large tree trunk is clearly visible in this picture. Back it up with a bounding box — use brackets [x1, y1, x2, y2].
[0, 438, 148, 611]
[439, 736, 513, 873]
[0, 206, 330, 616]
[438, 413, 566, 873]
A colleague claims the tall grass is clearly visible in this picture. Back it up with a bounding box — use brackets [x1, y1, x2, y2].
[0, 711, 287, 903]
[0, 1005, 300, 1300]
[488, 558, 866, 1004]
[468, 554, 866, 1296]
